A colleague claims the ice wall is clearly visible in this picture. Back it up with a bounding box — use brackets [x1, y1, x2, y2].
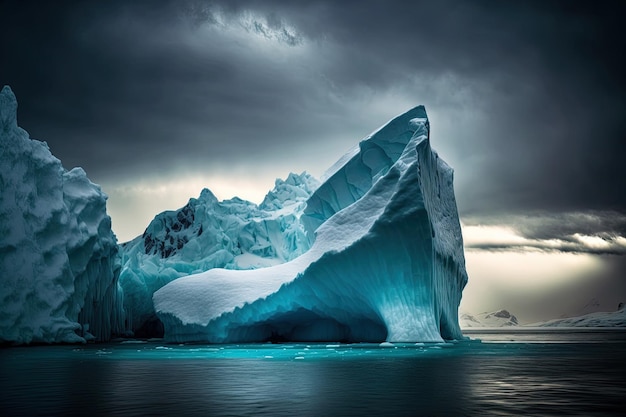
[0, 86, 124, 344]
[154, 107, 468, 343]
[118, 171, 319, 334]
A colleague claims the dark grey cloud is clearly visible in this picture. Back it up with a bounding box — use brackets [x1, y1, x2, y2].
[1, 0, 625, 224]
[514, 212, 626, 242]
[463, 211, 626, 255]
[465, 240, 626, 256]
[216, 0, 626, 216]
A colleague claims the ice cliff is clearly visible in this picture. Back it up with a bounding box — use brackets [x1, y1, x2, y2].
[0, 86, 124, 344]
[153, 106, 469, 343]
[119, 172, 319, 335]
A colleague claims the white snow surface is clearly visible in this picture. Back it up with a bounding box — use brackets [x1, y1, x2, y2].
[154, 106, 468, 343]
[0, 86, 124, 344]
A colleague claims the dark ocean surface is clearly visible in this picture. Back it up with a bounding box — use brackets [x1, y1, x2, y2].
[1, 330, 625, 416]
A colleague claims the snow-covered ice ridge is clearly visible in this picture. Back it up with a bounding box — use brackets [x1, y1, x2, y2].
[119, 172, 319, 335]
[153, 106, 469, 343]
[0, 86, 124, 344]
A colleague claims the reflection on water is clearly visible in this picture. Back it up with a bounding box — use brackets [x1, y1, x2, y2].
[1, 331, 625, 416]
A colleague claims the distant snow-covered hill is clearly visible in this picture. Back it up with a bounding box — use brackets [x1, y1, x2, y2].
[531, 304, 626, 327]
[461, 302, 626, 329]
[460, 309, 519, 328]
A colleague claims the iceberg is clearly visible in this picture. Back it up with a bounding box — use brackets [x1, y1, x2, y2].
[119, 171, 319, 335]
[153, 106, 468, 343]
[0, 86, 124, 344]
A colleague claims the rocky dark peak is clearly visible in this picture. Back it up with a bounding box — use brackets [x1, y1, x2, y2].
[493, 309, 511, 318]
[485, 309, 519, 325]
[143, 203, 197, 258]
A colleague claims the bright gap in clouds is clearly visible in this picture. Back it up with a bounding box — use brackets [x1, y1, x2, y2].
[462, 223, 626, 254]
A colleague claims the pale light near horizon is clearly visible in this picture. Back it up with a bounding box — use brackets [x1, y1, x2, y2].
[460, 223, 610, 323]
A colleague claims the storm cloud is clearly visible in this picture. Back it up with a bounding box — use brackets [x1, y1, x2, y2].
[463, 211, 626, 254]
[1, 0, 625, 230]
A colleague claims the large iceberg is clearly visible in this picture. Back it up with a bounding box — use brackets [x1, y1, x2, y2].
[153, 106, 468, 343]
[0, 86, 124, 344]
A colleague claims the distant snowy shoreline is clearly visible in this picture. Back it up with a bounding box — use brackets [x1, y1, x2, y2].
[461, 307, 626, 330]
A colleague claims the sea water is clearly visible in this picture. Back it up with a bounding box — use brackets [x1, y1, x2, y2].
[1, 330, 625, 416]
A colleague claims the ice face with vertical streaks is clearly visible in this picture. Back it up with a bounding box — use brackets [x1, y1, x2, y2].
[0, 86, 124, 344]
[153, 106, 468, 343]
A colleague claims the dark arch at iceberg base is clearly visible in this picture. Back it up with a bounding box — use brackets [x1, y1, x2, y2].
[162, 308, 389, 344]
[154, 107, 468, 344]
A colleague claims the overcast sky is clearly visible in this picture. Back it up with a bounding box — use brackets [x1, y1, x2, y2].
[1, 0, 625, 322]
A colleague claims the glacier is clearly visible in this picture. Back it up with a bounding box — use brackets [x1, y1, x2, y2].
[153, 106, 469, 343]
[0, 86, 124, 344]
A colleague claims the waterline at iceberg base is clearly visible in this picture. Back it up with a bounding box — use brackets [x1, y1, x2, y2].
[153, 106, 468, 343]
